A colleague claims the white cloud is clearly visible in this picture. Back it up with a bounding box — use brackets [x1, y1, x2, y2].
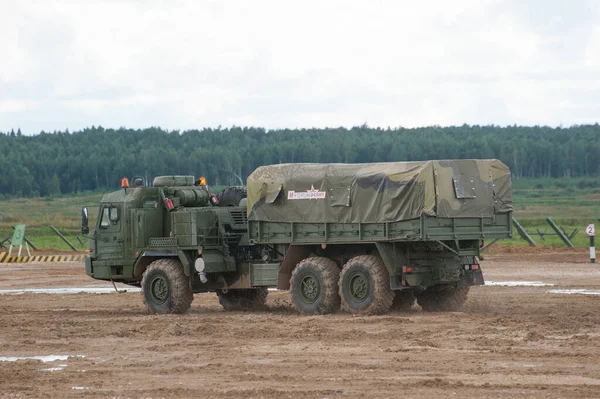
[1, 0, 599, 134]
[0, 100, 38, 113]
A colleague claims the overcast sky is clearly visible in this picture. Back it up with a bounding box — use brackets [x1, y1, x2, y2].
[1, 0, 600, 135]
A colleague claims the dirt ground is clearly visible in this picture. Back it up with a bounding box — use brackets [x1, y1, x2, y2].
[1, 251, 600, 398]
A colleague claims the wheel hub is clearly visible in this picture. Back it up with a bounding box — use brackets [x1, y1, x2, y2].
[300, 274, 320, 303]
[348, 272, 369, 302]
[150, 276, 169, 304]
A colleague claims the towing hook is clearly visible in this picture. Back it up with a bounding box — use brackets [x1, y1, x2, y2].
[110, 279, 127, 294]
[218, 275, 229, 294]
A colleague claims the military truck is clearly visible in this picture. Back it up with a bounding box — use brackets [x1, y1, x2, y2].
[83, 160, 513, 315]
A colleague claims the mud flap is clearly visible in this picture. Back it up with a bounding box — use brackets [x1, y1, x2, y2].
[457, 270, 485, 287]
[85, 256, 93, 277]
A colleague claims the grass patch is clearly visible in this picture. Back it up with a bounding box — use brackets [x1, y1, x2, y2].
[0, 195, 101, 251]
[508, 179, 599, 248]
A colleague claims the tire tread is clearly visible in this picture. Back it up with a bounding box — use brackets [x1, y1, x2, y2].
[339, 255, 394, 315]
[290, 257, 340, 314]
[141, 258, 193, 314]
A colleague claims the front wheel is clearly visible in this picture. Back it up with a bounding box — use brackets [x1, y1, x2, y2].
[141, 258, 193, 314]
[338, 255, 394, 315]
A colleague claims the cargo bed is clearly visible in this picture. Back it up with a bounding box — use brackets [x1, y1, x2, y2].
[249, 212, 512, 245]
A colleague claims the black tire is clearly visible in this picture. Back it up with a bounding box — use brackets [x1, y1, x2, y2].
[391, 290, 415, 311]
[289, 257, 340, 314]
[338, 255, 394, 315]
[217, 186, 247, 207]
[216, 288, 268, 311]
[416, 285, 470, 312]
[141, 258, 193, 314]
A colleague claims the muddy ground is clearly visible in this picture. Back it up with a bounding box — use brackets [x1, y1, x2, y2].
[1, 251, 600, 398]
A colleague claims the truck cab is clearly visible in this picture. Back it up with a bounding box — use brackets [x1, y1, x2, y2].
[85, 188, 144, 282]
[83, 176, 251, 290]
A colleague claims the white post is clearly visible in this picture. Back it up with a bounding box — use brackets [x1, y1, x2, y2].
[587, 224, 596, 264]
[591, 235, 596, 264]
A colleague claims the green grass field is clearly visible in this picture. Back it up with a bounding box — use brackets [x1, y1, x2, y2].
[0, 179, 598, 252]
[0, 194, 102, 252]
[505, 178, 600, 248]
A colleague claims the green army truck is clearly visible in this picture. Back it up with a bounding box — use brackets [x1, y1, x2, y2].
[83, 160, 513, 315]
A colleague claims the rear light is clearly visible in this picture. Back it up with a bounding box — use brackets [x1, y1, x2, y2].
[88, 249, 93, 253]
[402, 266, 414, 273]
[472, 264, 479, 270]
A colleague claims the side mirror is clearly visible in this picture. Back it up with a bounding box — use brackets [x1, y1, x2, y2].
[81, 207, 89, 234]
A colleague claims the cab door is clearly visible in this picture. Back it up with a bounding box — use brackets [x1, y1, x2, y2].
[95, 204, 124, 265]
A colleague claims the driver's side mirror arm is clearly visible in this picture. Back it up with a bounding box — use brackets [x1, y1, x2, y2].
[81, 207, 89, 235]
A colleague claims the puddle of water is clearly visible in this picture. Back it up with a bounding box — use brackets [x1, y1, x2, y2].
[549, 289, 600, 295]
[246, 358, 279, 365]
[0, 355, 84, 363]
[72, 387, 88, 390]
[0, 287, 141, 295]
[359, 359, 384, 365]
[42, 366, 65, 371]
[485, 281, 554, 287]
[488, 361, 539, 368]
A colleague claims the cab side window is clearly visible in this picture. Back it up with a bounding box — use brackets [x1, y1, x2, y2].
[100, 206, 118, 229]
[100, 207, 111, 228]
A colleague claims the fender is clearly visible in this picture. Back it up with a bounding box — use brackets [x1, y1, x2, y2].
[133, 250, 194, 278]
[276, 245, 312, 290]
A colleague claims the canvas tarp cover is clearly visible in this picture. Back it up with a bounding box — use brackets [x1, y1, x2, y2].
[247, 160, 512, 223]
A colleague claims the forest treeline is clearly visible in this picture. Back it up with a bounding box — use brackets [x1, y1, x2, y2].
[0, 124, 598, 197]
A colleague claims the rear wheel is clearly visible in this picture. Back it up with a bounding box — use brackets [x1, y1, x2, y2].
[339, 255, 394, 315]
[289, 257, 340, 314]
[141, 258, 193, 314]
[391, 290, 415, 311]
[417, 285, 470, 312]
[216, 288, 268, 311]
